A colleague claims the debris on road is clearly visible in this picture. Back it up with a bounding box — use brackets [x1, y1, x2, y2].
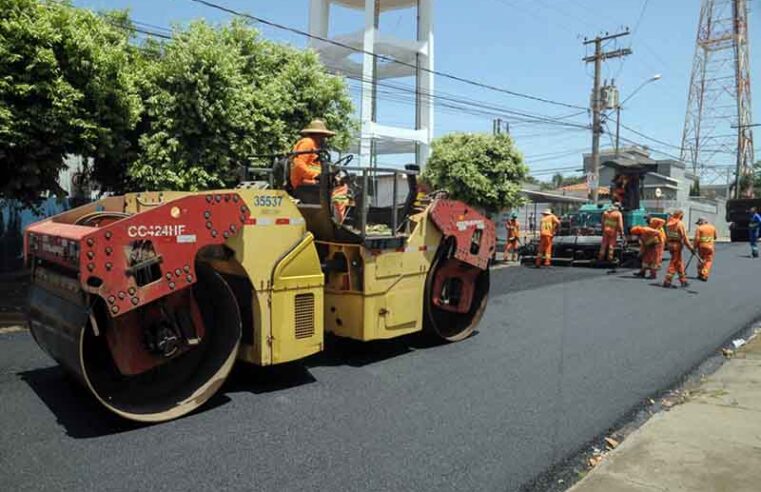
[587, 455, 603, 468]
[604, 437, 620, 449]
[731, 338, 746, 349]
[660, 389, 690, 410]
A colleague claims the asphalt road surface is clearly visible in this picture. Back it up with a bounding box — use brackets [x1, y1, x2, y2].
[2, 243, 759, 491]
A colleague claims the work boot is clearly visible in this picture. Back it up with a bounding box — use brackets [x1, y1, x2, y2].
[648, 272, 657, 280]
[680, 280, 690, 288]
[633, 271, 645, 278]
[662, 280, 672, 288]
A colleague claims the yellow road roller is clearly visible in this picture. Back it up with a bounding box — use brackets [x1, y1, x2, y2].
[24, 155, 496, 422]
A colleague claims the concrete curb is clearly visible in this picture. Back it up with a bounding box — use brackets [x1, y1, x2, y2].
[569, 331, 761, 491]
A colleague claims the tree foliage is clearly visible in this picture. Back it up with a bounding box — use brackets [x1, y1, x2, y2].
[0, 0, 141, 205]
[129, 20, 354, 190]
[422, 133, 528, 212]
[1, 1, 354, 200]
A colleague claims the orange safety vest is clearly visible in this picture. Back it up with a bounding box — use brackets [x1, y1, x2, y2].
[602, 210, 622, 235]
[695, 223, 717, 247]
[631, 226, 661, 247]
[540, 214, 559, 237]
[665, 218, 685, 243]
[506, 220, 520, 240]
[331, 183, 350, 205]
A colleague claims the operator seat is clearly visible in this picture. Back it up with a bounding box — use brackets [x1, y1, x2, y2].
[274, 155, 321, 204]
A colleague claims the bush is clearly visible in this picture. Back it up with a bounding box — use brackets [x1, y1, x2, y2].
[422, 133, 528, 212]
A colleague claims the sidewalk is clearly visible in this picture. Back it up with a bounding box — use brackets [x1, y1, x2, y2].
[570, 331, 761, 491]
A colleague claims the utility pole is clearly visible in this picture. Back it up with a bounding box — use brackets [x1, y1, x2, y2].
[583, 31, 632, 203]
[615, 86, 621, 156]
[492, 118, 509, 135]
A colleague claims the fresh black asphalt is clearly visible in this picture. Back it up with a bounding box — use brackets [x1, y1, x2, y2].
[1, 243, 759, 491]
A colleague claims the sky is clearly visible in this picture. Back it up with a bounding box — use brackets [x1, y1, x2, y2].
[72, 0, 761, 181]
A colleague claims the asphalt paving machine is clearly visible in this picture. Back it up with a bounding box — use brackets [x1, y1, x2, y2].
[24, 153, 495, 422]
[521, 162, 666, 267]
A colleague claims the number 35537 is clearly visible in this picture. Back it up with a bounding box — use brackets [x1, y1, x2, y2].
[253, 195, 283, 207]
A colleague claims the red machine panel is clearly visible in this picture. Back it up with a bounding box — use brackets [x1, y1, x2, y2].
[428, 199, 496, 270]
[27, 192, 250, 318]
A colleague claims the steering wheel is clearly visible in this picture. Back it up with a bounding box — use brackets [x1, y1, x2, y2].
[333, 154, 354, 167]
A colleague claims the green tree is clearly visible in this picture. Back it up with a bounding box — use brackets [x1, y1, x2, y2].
[422, 133, 528, 212]
[128, 19, 354, 190]
[0, 0, 142, 204]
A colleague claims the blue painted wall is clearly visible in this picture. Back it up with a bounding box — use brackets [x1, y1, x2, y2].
[0, 198, 72, 272]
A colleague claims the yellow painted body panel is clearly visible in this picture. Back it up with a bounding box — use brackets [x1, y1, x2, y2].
[322, 211, 443, 341]
[220, 189, 324, 366]
[270, 234, 324, 363]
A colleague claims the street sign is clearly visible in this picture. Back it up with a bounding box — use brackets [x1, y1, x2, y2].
[587, 172, 599, 191]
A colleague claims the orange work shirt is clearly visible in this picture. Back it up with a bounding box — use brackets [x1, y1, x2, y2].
[602, 209, 624, 236]
[630, 226, 662, 247]
[539, 214, 560, 237]
[506, 219, 520, 240]
[694, 223, 717, 250]
[290, 137, 322, 189]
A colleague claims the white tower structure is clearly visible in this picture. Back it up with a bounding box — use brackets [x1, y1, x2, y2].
[308, 0, 434, 168]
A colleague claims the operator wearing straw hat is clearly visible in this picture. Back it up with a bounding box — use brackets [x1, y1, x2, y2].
[290, 118, 335, 190]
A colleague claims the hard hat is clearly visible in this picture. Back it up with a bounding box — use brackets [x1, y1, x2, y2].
[300, 119, 336, 136]
[613, 202, 622, 209]
[511, 212, 518, 219]
[542, 209, 552, 215]
[695, 217, 707, 225]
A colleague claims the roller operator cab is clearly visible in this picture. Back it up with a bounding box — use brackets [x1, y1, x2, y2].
[24, 153, 496, 422]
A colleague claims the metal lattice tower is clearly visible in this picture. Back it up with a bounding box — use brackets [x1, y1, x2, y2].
[680, 0, 755, 197]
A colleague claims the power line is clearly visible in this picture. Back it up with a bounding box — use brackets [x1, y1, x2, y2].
[619, 122, 734, 155]
[631, 0, 651, 36]
[341, 78, 589, 129]
[336, 69, 591, 129]
[186, 0, 587, 111]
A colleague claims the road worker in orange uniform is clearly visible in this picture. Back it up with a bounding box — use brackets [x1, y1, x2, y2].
[330, 175, 353, 223]
[504, 213, 521, 262]
[663, 210, 695, 288]
[694, 217, 717, 281]
[630, 223, 663, 279]
[650, 217, 667, 271]
[290, 119, 335, 190]
[598, 203, 624, 263]
[536, 209, 560, 268]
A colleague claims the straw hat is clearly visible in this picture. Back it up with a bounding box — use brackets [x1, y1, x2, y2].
[542, 209, 552, 215]
[300, 119, 335, 136]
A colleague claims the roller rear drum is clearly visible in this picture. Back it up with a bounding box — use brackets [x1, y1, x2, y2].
[28, 263, 241, 422]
